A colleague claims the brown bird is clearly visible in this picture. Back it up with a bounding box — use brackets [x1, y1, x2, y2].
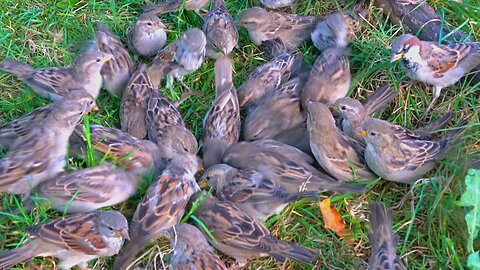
[390, 34, 480, 117]
[201, 163, 320, 221]
[113, 154, 200, 270]
[168, 223, 227, 270]
[244, 75, 306, 141]
[120, 64, 156, 140]
[0, 91, 95, 195]
[69, 124, 161, 175]
[127, 13, 167, 57]
[359, 117, 467, 183]
[238, 52, 302, 108]
[223, 140, 366, 194]
[237, 7, 317, 50]
[307, 101, 377, 181]
[0, 50, 111, 101]
[94, 23, 134, 97]
[26, 166, 139, 213]
[0, 210, 129, 269]
[301, 47, 350, 109]
[203, 0, 238, 58]
[368, 202, 407, 270]
[191, 193, 318, 267]
[202, 56, 240, 168]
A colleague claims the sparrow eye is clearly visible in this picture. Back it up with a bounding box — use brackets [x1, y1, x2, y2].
[341, 106, 347, 111]
[108, 226, 114, 231]
[95, 58, 101, 63]
[147, 22, 152, 26]
[370, 132, 377, 136]
[205, 176, 211, 181]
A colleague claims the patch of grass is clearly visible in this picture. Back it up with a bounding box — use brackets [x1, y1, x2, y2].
[0, 0, 479, 269]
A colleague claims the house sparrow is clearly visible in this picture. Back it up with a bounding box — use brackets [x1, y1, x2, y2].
[307, 101, 377, 181]
[167, 223, 227, 270]
[358, 117, 467, 183]
[260, 0, 297, 9]
[238, 52, 301, 108]
[127, 13, 167, 57]
[390, 34, 480, 116]
[244, 75, 306, 141]
[223, 140, 366, 194]
[146, 90, 198, 160]
[120, 64, 156, 140]
[368, 202, 407, 270]
[0, 90, 98, 149]
[141, 0, 210, 15]
[70, 124, 161, 175]
[201, 163, 320, 221]
[202, 56, 240, 168]
[0, 91, 95, 195]
[113, 154, 200, 270]
[94, 23, 134, 97]
[311, 11, 360, 51]
[0, 50, 112, 101]
[203, 0, 238, 59]
[301, 47, 350, 109]
[237, 7, 317, 50]
[191, 193, 318, 266]
[0, 210, 129, 269]
[25, 166, 139, 213]
[334, 83, 398, 143]
[148, 28, 206, 86]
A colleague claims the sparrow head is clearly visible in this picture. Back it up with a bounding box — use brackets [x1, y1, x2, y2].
[75, 49, 112, 73]
[97, 210, 130, 240]
[137, 13, 166, 30]
[199, 163, 235, 190]
[180, 28, 207, 51]
[237, 7, 268, 29]
[334, 97, 366, 120]
[358, 118, 394, 148]
[390, 34, 420, 62]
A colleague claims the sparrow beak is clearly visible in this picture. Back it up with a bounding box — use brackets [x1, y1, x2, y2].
[199, 177, 209, 189]
[91, 102, 99, 111]
[390, 53, 403, 63]
[117, 228, 130, 240]
[357, 130, 368, 137]
[328, 104, 339, 112]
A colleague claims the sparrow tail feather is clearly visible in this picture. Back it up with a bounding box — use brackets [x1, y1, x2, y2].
[0, 242, 39, 269]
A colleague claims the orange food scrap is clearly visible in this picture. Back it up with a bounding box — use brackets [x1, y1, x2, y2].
[319, 198, 352, 238]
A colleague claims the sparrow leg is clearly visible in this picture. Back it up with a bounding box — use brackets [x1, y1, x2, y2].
[420, 86, 442, 121]
[174, 80, 200, 107]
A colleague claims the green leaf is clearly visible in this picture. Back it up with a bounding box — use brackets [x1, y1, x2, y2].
[468, 252, 480, 270]
[458, 169, 480, 254]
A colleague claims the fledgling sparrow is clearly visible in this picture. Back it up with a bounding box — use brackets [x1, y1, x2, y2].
[333, 83, 398, 144]
[141, 0, 210, 15]
[223, 140, 366, 194]
[192, 193, 318, 267]
[120, 64, 156, 140]
[237, 7, 317, 50]
[113, 154, 200, 270]
[260, 0, 297, 9]
[203, 0, 238, 59]
[238, 52, 302, 108]
[167, 223, 227, 270]
[244, 75, 306, 141]
[358, 117, 467, 184]
[0, 210, 129, 269]
[368, 202, 407, 270]
[25, 166, 139, 213]
[311, 11, 361, 51]
[94, 23, 134, 97]
[390, 34, 480, 116]
[307, 102, 377, 182]
[148, 28, 206, 86]
[201, 163, 321, 222]
[128, 13, 167, 57]
[0, 50, 112, 101]
[301, 47, 350, 109]
[0, 91, 95, 195]
[0, 90, 98, 149]
[69, 124, 161, 175]
[202, 56, 240, 168]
